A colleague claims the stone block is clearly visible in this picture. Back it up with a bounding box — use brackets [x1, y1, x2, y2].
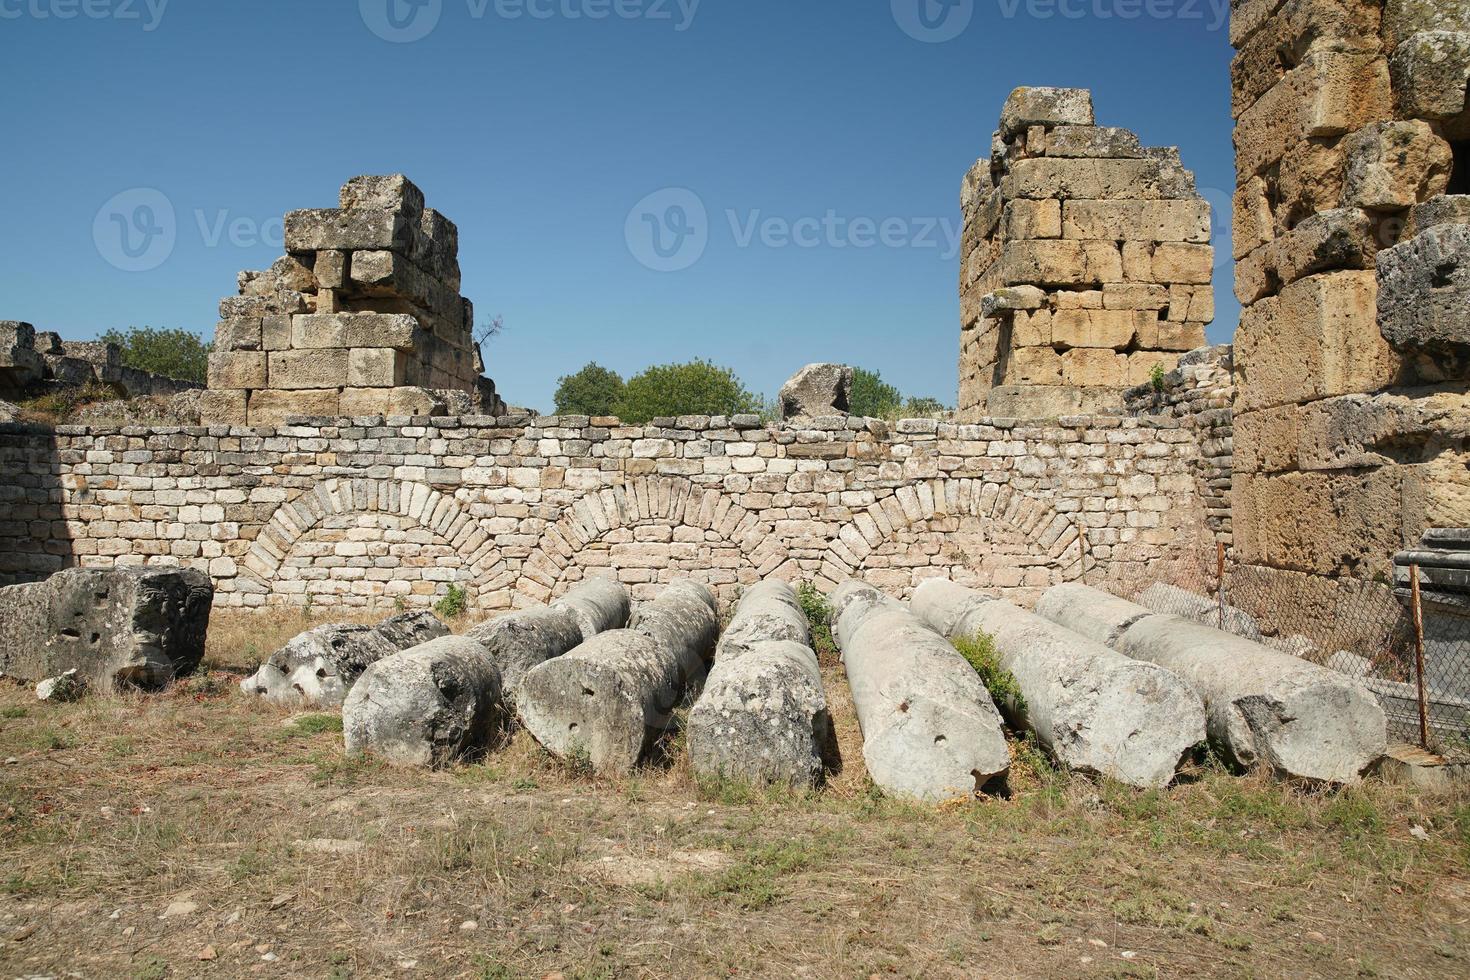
[1000, 239, 1123, 287]
[284, 208, 410, 253]
[1007, 346, 1064, 385]
[339, 174, 425, 218]
[206, 351, 267, 390]
[1233, 176, 1275, 260]
[262, 315, 292, 351]
[1125, 351, 1178, 387]
[779, 363, 853, 420]
[268, 348, 350, 390]
[1004, 158, 1170, 201]
[980, 285, 1046, 317]
[339, 386, 446, 418]
[1230, 0, 1384, 117]
[1062, 200, 1211, 243]
[1383, 0, 1470, 50]
[315, 250, 347, 289]
[1235, 270, 1401, 411]
[1377, 223, 1470, 378]
[342, 313, 422, 351]
[1051, 309, 1143, 350]
[290, 314, 346, 349]
[1149, 243, 1214, 284]
[985, 384, 1118, 418]
[213, 317, 261, 352]
[999, 86, 1094, 137]
[1011, 309, 1052, 347]
[1235, 51, 1393, 177]
[1390, 30, 1470, 120]
[1167, 285, 1215, 323]
[1002, 199, 1061, 239]
[1343, 121, 1453, 211]
[1061, 348, 1127, 387]
[347, 348, 410, 388]
[197, 388, 249, 426]
[1407, 195, 1470, 237]
[247, 388, 341, 423]
[1104, 283, 1170, 311]
[1043, 125, 1142, 158]
[1234, 467, 1413, 577]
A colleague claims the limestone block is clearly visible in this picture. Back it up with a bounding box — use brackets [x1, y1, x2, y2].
[998, 86, 1094, 137]
[1343, 121, 1453, 211]
[1377, 224, 1470, 378]
[1002, 199, 1062, 240]
[1233, 176, 1275, 260]
[1236, 271, 1400, 411]
[1235, 51, 1392, 177]
[1390, 30, 1470, 120]
[262, 315, 292, 351]
[1043, 125, 1142, 158]
[315, 250, 347, 289]
[1062, 200, 1211, 243]
[213, 318, 261, 352]
[197, 389, 249, 426]
[1235, 209, 1377, 305]
[1061, 348, 1127, 387]
[1159, 322, 1208, 352]
[340, 173, 426, 218]
[1274, 138, 1351, 236]
[1121, 241, 1154, 281]
[1230, 0, 1384, 117]
[1407, 195, 1470, 237]
[1149, 243, 1214, 284]
[247, 388, 341, 423]
[343, 313, 422, 350]
[1125, 352, 1179, 386]
[206, 351, 267, 390]
[980, 285, 1046, 317]
[290, 315, 346, 349]
[1007, 346, 1064, 385]
[1105, 283, 1170, 312]
[1011, 309, 1052, 347]
[1167, 285, 1215, 323]
[268, 349, 350, 390]
[0, 567, 213, 690]
[779, 363, 853, 420]
[1233, 468, 1412, 576]
[1051, 309, 1143, 350]
[284, 207, 410, 253]
[347, 348, 410, 388]
[1004, 158, 1170, 201]
[1383, 0, 1470, 50]
[1000, 239, 1123, 287]
[338, 386, 446, 418]
[0, 321, 44, 390]
[986, 383, 1119, 418]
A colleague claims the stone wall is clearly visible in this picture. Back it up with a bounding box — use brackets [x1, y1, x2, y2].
[0, 412, 1211, 612]
[1230, 0, 1470, 605]
[202, 175, 506, 426]
[0, 321, 200, 400]
[958, 87, 1215, 420]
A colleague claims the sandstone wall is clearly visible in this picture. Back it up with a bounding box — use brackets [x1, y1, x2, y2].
[202, 175, 505, 426]
[0, 412, 1210, 612]
[1230, 0, 1470, 600]
[958, 87, 1215, 420]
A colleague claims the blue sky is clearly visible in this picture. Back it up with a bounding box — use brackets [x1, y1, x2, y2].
[1, 0, 1236, 412]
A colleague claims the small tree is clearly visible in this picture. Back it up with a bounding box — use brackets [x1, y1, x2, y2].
[849, 367, 902, 419]
[613, 360, 759, 424]
[99, 326, 211, 384]
[554, 362, 626, 416]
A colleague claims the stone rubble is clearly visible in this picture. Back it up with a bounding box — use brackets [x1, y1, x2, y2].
[35, 668, 85, 703]
[830, 580, 1009, 801]
[911, 579, 1206, 788]
[687, 580, 831, 788]
[778, 363, 853, 421]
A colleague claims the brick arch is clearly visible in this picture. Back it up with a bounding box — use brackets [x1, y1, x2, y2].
[818, 478, 1092, 598]
[239, 479, 507, 602]
[517, 476, 788, 605]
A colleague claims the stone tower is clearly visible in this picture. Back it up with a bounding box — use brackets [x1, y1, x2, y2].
[200, 175, 505, 425]
[958, 87, 1215, 419]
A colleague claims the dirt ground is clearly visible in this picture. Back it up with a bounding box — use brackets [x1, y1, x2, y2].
[2, 609, 1468, 979]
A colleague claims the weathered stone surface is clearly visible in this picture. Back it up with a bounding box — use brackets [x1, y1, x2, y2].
[0, 321, 44, 392]
[342, 635, 506, 768]
[466, 578, 630, 704]
[1061, 201, 1211, 244]
[830, 581, 1008, 801]
[206, 351, 267, 390]
[283, 208, 410, 253]
[339, 173, 425, 218]
[998, 87, 1094, 137]
[1044, 125, 1142, 158]
[779, 363, 853, 421]
[0, 567, 213, 690]
[1137, 583, 1263, 639]
[1390, 30, 1470, 120]
[1005, 158, 1171, 201]
[688, 581, 828, 787]
[1343, 121, 1453, 211]
[1037, 584, 1388, 783]
[1377, 224, 1470, 378]
[517, 580, 718, 774]
[268, 349, 350, 390]
[240, 611, 447, 708]
[35, 669, 85, 703]
[247, 388, 340, 423]
[912, 580, 1206, 788]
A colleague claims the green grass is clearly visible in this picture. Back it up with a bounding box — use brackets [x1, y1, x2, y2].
[434, 584, 469, 619]
[951, 631, 1026, 715]
[796, 582, 837, 660]
[288, 714, 344, 737]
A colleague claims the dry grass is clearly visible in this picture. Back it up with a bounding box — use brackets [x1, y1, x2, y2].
[3, 614, 1469, 979]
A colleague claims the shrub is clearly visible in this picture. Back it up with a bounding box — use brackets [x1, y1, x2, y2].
[951, 632, 1025, 714]
[613, 359, 759, 424]
[99, 326, 211, 383]
[434, 584, 468, 619]
[553, 362, 625, 416]
[795, 582, 838, 661]
[849, 368, 902, 419]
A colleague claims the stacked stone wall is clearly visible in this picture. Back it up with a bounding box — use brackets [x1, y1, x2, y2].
[0, 412, 1210, 613]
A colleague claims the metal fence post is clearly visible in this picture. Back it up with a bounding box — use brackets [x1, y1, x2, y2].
[1410, 563, 1430, 751]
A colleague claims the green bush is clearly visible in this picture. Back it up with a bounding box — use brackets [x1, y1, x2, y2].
[99, 326, 211, 383]
[849, 368, 902, 419]
[613, 359, 760, 424]
[795, 582, 838, 661]
[553, 362, 625, 416]
[951, 632, 1025, 715]
[434, 584, 468, 619]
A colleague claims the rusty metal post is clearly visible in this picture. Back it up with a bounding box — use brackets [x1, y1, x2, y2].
[1410, 563, 1430, 750]
[1216, 540, 1226, 630]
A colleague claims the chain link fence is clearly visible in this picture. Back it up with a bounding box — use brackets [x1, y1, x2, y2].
[1105, 542, 1470, 762]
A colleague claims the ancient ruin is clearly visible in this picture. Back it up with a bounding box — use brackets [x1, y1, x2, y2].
[958, 88, 1215, 419]
[202, 174, 506, 425]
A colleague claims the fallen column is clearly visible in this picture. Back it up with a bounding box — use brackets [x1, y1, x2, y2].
[240, 610, 447, 708]
[466, 578, 631, 706]
[1036, 583, 1388, 784]
[342, 636, 506, 768]
[830, 580, 1009, 801]
[911, 579, 1205, 789]
[517, 579, 718, 774]
[687, 580, 829, 788]
[0, 566, 214, 690]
